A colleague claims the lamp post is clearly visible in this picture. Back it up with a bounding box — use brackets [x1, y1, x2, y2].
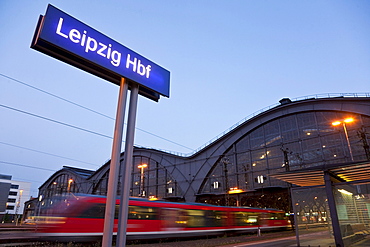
[15, 189, 23, 225]
[332, 118, 354, 161]
[67, 179, 74, 193]
[228, 187, 243, 206]
[221, 157, 230, 206]
[36, 195, 43, 229]
[138, 164, 147, 197]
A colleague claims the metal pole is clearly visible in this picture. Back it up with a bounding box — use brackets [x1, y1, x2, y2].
[324, 171, 344, 247]
[222, 157, 230, 206]
[292, 188, 300, 247]
[102, 78, 128, 247]
[117, 83, 139, 247]
[140, 166, 144, 196]
[342, 123, 354, 161]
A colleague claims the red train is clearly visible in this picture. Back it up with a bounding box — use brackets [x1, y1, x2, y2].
[29, 194, 290, 241]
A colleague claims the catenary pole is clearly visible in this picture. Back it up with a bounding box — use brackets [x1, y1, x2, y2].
[102, 78, 128, 247]
[116, 83, 139, 247]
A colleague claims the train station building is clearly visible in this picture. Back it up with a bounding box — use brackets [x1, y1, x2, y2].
[27, 93, 370, 246]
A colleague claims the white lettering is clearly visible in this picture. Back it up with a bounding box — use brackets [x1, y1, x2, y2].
[126, 54, 137, 72]
[81, 31, 87, 46]
[145, 65, 151, 78]
[69, 29, 81, 43]
[56, 18, 68, 38]
[97, 43, 107, 57]
[85, 37, 97, 53]
[137, 60, 146, 76]
[55, 17, 122, 67]
[125, 54, 151, 78]
[111, 51, 121, 66]
[107, 44, 112, 59]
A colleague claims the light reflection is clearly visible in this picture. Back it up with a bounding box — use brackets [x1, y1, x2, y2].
[338, 189, 353, 195]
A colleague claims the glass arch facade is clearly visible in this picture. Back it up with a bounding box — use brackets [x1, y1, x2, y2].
[200, 111, 370, 196]
[41, 174, 79, 198]
[92, 156, 183, 200]
[33, 96, 370, 211]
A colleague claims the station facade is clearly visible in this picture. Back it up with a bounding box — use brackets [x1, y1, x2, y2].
[33, 94, 369, 208]
[28, 93, 370, 246]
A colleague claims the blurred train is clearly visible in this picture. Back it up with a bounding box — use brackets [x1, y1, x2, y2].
[27, 194, 290, 241]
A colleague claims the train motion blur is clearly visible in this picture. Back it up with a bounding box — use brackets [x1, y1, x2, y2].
[28, 194, 290, 241]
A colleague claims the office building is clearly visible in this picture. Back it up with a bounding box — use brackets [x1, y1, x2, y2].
[0, 174, 31, 223]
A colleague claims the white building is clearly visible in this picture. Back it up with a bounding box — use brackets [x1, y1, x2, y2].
[0, 174, 31, 223]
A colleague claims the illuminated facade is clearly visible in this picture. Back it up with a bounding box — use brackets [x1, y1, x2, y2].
[35, 94, 370, 212]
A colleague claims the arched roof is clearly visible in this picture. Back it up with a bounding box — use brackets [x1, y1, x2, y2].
[39, 166, 94, 190]
[39, 94, 370, 202]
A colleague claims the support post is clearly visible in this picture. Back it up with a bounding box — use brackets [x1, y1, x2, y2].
[292, 187, 300, 247]
[324, 171, 344, 247]
[116, 83, 139, 247]
[102, 78, 128, 247]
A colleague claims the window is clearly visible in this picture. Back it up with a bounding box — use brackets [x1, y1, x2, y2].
[264, 120, 281, 146]
[297, 112, 318, 138]
[234, 212, 259, 226]
[236, 136, 250, 152]
[9, 191, 17, 196]
[205, 210, 224, 227]
[251, 149, 268, 171]
[265, 212, 287, 220]
[256, 175, 266, 184]
[250, 127, 265, 148]
[213, 181, 220, 189]
[80, 204, 105, 218]
[237, 152, 251, 170]
[7, 198, 16, 203]
[79, 204, 158, 220]
[301, 137, 324, 163]
[186, 210, 205, 227]
[279, 116, 298, 143]
[10, 184, 19, 189]
[6, 205, 15, 210]
[128, 206, 158, 220]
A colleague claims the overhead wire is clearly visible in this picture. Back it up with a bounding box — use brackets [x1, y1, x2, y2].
[0, 73, 195, 187]
[0, 160, 57, 172]
[0, 73, 194, 151]
[0, 141, 99, 167]
[0, 73, 114, 120]
[0, 103, 114, 140]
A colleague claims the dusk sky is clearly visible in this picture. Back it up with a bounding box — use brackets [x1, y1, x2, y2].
[1, 1, 369, 196]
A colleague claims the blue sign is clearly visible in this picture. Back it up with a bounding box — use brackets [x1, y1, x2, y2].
[32, 5, 170, 100]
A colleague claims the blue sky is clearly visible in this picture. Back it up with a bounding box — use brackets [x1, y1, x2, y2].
[1, 1, 369, 196]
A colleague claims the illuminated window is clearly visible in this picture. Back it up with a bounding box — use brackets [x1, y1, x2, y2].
[256, 175, 266, 184]
[213, 181, 219, 189]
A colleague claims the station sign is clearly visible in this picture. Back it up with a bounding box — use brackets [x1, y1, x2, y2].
[31, 4, 170, 101]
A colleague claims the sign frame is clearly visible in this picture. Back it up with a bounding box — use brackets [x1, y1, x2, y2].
[31, 4, 170, 101]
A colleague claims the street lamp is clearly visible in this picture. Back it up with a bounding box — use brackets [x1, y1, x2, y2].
[228, 187, 243, 207]
[15, 189, 23, 225]
[67, 179, 74, 193]
[332, 118, 354, 161]
[138, 164, 147, 197]
[36, 195, 43, 228]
